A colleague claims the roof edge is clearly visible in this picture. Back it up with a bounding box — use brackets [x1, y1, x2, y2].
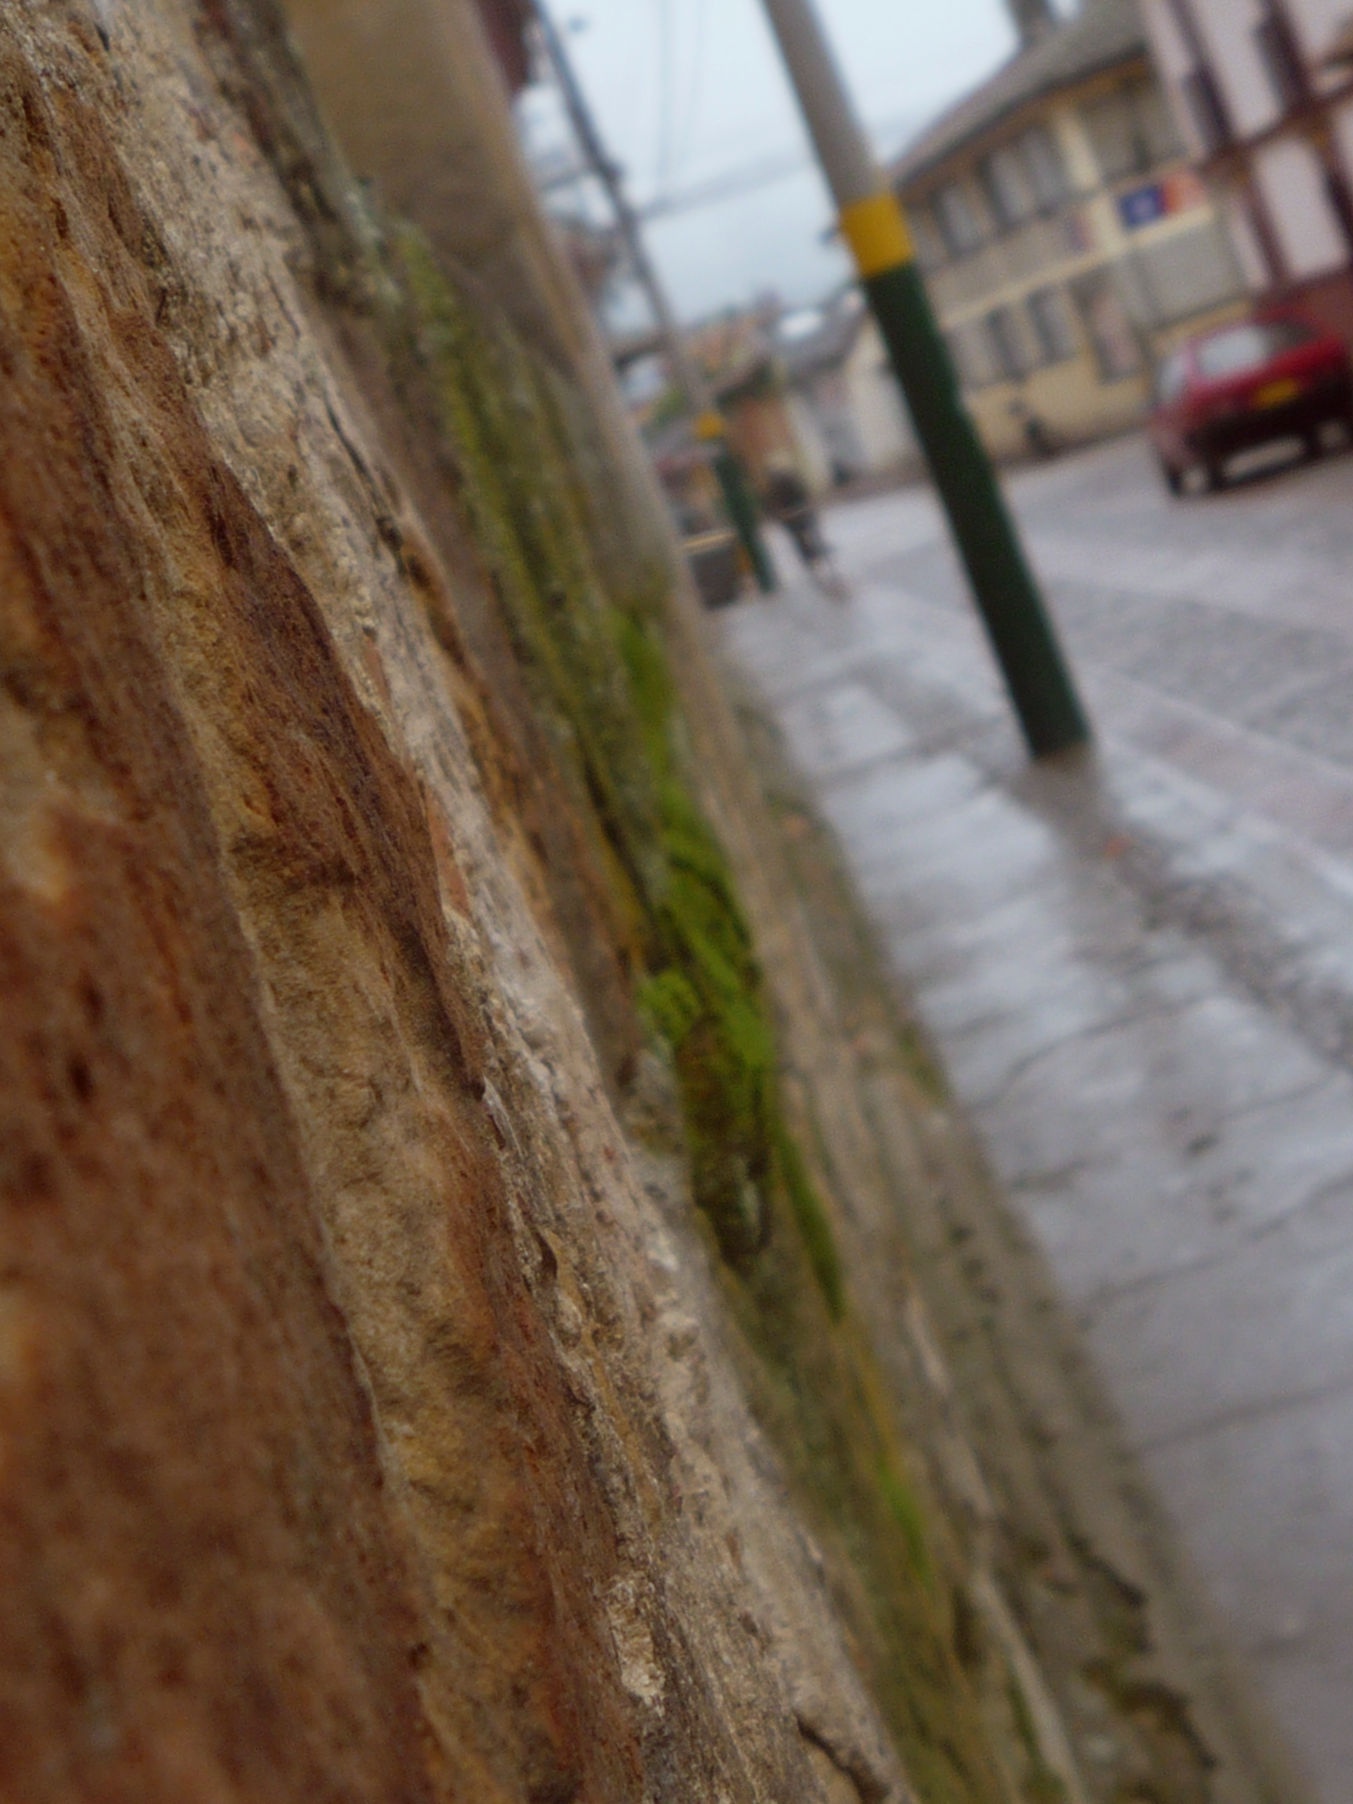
[890, 3, 1148, 190]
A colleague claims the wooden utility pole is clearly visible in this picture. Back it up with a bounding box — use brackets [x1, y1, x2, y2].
[534, 1, 776, 592]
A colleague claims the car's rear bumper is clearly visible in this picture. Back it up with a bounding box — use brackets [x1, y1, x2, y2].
[1194, 372, 1353, 461]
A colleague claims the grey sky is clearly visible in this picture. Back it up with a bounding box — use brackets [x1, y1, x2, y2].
[538, 0, 1022, 320]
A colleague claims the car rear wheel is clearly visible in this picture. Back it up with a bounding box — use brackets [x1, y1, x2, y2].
[1202, 457, 1225, 493]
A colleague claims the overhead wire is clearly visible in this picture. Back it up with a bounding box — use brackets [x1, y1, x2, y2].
[637, 106, 921, 223]
[672, 0, 708, 186]
[655, 0, 677, 191]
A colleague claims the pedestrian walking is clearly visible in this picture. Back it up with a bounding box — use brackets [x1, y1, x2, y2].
[764, 459, 826, 569]
[763, 459, 847, 597]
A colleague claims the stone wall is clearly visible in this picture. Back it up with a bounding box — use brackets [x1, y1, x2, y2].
[0, 5, 1292, 1802]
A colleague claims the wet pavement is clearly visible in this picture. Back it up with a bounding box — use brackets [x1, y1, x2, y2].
[717, 434, 1353, 1804]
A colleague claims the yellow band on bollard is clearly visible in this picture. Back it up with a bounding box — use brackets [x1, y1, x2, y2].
[695, 410, 726, 442]
[840, 192, 914, 279]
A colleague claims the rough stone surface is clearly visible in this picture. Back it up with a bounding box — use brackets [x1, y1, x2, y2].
[0, 5, 914, 1799]
[0, 7, 1295, 1804]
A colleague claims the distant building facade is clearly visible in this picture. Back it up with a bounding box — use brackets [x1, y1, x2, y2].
[1138, 0, 1353, 340]
[891, 0, 1246, 458]
[775, 293, 919, 487]
[645, 293, 917, 509]
[639, 309, 831, 519]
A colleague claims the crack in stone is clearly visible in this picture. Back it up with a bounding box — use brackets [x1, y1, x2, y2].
[796, 1715, 891, 1804]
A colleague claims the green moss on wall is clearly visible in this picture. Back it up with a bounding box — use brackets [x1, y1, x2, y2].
[390, 224, 1010, 1804]
[773, 1118, 845, 1323]
[397, 225, 787, 1270]
[1007, 1681, 1070, 1804]
[725, 1204, 1009, 1804]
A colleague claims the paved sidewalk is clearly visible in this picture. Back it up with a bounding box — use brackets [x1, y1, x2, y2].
[718, 442, 1353, 1804]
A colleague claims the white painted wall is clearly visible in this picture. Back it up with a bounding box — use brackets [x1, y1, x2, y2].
[1256, 136, 1349, 274]
[845, 320, 915, 472]
[1140, 0, 1194, 87]
[1221, 192, 1272, 290]
[1190, 0, 1285, 136]
[1140, 0, 1211, 157]
[1146, 0, 1353, 157]
[1285, 0, 1345, 56]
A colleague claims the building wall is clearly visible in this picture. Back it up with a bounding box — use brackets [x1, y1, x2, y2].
[897, 58, 1246, 459]
[1256, 135, 1348, 273]
[795, 367, 867, 481]
[1218, 187, 1273, 289]
[1189, 0, 1281, 138]
[845, 320, 918, 474]
[1286, 0, 1349, 53]
[1140, 0, 1353, 341]
[1142, 2, 1197, 101]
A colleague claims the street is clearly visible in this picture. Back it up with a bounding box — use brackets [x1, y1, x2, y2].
[719, 434, 1353, 1804]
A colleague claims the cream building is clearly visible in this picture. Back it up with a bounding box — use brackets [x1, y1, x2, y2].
[891, 0, 1247, 458]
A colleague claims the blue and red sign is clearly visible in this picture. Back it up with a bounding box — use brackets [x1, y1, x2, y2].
[1119, 183, 1167, 229]
[1118, 170, 1208, 232]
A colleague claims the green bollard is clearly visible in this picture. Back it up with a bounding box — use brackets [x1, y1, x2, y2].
[699, 412, 778, 596]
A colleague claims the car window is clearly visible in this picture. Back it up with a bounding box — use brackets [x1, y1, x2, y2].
[1155, 352, 1188, 404]
[1195, 320, 1316, 379]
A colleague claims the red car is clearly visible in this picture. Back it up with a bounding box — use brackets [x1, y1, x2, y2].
[1149, 311, 1353, 495]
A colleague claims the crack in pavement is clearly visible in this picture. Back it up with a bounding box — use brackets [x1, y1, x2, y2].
[1075, 1161, 1353, 1317]
[964, 988, 1210, 1114]
[1139, 1368, 1353, 1457]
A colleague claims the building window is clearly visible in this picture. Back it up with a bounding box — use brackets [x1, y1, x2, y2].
[1071, 274, 1142, 381]
[1081, 79, 1182, 184]
[1253, 13, 1307, 115]
[1027, 286, 1079, 363]
[909, 204, 948, 272]
[980, 143, 1036, 230]
[1022, 125, 1070, 210]
[932, 182, 987, 257]
[986, 306, 1031, 380]
[946, 320, 1001, 388]
[978, 127, 1069, 230]
[1180, 67, 1231, 156]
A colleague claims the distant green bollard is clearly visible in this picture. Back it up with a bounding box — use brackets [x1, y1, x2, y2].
[698, 410, 778, 596]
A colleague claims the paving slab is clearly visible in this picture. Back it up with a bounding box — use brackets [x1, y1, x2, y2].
[719, 436, 1353, 1804]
